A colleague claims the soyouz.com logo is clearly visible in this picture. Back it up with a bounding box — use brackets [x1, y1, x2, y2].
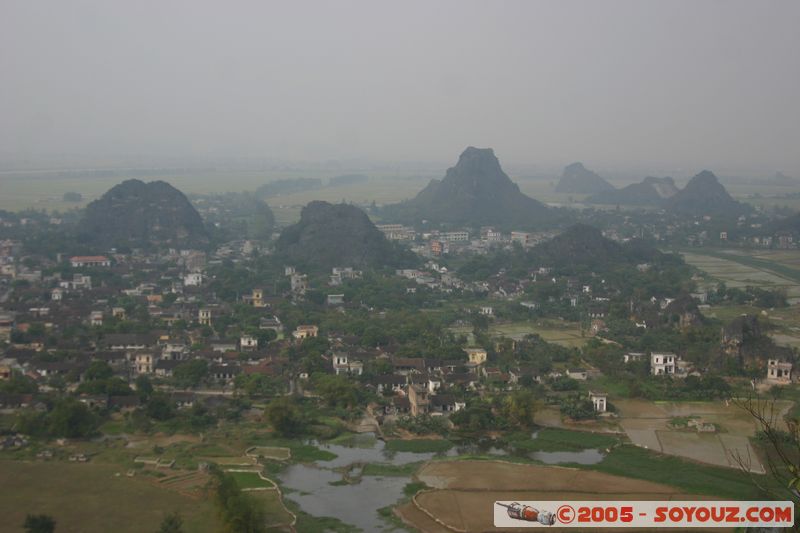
[494, 501, 794, 528]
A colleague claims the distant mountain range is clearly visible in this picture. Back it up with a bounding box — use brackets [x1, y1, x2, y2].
[764, 172, 799, 186]
[554, 163, 615, 194]
[585, 170, 750, 216]
[587, 176, 678, 206]
[77, 179, 208, 249]
[275, 201, 417, 271]
[381, 147, 552, 228]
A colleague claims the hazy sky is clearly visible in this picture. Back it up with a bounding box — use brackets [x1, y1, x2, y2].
[1, 0, 798, 175]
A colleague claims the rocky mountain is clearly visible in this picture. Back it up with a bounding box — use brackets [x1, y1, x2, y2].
[381, 147, 550, 228]
[276, 201, 417, 271]
[587, 177, 678, 206]
[665, 170, 750, 216]
[77, 180, 209, 249]
[554, 162, 615, 194]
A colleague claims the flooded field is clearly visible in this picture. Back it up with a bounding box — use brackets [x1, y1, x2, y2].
[613, 399, 795, 474]
[681, 249, 800, 300]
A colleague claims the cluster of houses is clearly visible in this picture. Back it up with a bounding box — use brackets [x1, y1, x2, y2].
[3, 205, 799, 444]
[375, 224, 557, 259]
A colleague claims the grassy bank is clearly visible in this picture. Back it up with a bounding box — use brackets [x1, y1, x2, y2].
[585, 445, 775, 499]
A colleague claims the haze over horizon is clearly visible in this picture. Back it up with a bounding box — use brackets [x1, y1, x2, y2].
[1, 0, 798, 177]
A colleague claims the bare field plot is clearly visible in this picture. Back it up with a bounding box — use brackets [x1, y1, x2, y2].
[0, 460, 222, 533]
[401, 460, 711, 533]
[417, 460, 677, 492]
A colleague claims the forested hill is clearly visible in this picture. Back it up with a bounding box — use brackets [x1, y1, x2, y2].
[457, 223, 680, 282]
[275, 201, 418, 271]
[530, 224, 663, 269]
[77, 179, 209, 249]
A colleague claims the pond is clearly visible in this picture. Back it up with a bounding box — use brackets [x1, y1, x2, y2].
[277, 432, 601, 530]
[311, 433, 450, 468]
[529, 448, 605, 465]
[525, 431, 605, 465]
[278, 433, 456, 531]
[279, 463, 408, 532]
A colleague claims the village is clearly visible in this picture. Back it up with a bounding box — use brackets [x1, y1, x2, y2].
[2, 175, 800, 532]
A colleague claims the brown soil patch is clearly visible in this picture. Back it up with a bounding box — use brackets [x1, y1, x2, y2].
[400, 461, 725, 533]
[417, 460, 677, 493]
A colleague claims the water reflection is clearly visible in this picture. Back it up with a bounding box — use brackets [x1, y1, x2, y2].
[529, 448, 605, 465]
[277, 431, 602, 531]
[279, 463, 407, 532]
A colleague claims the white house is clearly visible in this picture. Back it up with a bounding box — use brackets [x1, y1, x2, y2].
[70, 255, 110, 268]
[89, 311, 103, 326]
[332, 353, 363, 376]
[589, 391, 607, 413]
[651, 352, 676, 376]
[240, 335, 258, 351]
[623, 352, 645, 364]
[767, 359, 792, 384]
[134, 353, 156, 375]
[184, 272, 203, 287]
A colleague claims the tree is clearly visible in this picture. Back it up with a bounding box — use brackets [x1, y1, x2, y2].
[0, 372, 38, 394]
[312, 374, 359, 409]
[135, 375, 154, 400]
[264, 397, 305, 437]
[502, 390, 537, 428]
[84, 360, 113, 381]
[559, 395, 596, 421]
[48, 399, 98, 438]
[23, 514, 55, 533]
[235, 374, 280, 398]
[156, 512, 184, 533]
[172, 359, 208, 389]
[451, 400, 500, 435]
[210, 466, 266, 533]
[550, 375, 579, 391]
[145, 393, 175, 421]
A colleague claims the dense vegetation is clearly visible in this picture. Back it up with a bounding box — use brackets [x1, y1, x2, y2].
[77, 179, 209, 249]
[275, 201, 417, 271]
